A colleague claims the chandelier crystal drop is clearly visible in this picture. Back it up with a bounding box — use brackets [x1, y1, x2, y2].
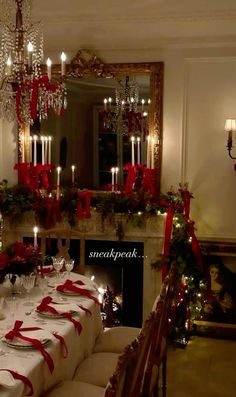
[0, 0, 67, 125]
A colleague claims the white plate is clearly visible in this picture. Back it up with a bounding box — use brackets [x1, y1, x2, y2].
[35, 309, 77, 318]
[57, 285, 96, 296]
[1, 337, 50, 350]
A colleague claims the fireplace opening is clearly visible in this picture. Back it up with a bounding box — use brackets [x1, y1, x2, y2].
[85, 240, 144, 328]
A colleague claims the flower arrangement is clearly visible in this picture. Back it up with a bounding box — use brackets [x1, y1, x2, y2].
[0, 241, 42, 284]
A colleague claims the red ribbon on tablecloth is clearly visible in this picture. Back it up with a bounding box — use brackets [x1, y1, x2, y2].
[37, 296, 82, 334]
[56, 279, 101, 305]
[0, 369, 33, 396]
[77, 305, 92, 316]
[52, 332, 68, 358]
[5, 321, 54, 373]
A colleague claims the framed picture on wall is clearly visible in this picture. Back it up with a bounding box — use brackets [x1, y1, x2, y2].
[194, 241, 236, 339]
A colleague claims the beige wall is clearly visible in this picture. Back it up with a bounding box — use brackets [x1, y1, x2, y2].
[1, 47, 236, 241]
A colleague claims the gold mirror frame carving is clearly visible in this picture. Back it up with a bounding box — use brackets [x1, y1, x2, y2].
[19, 50, 164, 193]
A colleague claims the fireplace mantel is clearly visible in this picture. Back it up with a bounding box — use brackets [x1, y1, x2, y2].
[3, 212, 166, 321]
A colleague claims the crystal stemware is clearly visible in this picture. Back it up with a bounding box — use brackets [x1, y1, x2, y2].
[52, 257, 64, 283]
[21, 273, 36, 305]
[38, 276, 48, 297]
[65, 259, 74, 279]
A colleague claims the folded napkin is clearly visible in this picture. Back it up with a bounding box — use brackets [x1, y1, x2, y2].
[56, 279, 100, 305]
[37, 297, 82, 334]
[5, 321, 54, 373]
[38, 302, 78, 314]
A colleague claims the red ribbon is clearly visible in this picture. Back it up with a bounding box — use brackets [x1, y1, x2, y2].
[77, 305, 92, 316]
[56, 279, 101, 305]
[37, 296, 82, 334]
[77, 191, 92, 219]
[143, 168, 158, 198]
[0, 369, 33, 396]
[187, 221, 203, 272]
[124, 165, 136, 194]
[5, 321, 54, 373]
[52, 332, 68, 358]
[161, 205, 175, 281]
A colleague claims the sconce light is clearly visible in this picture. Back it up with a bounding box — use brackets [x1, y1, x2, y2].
[224, 119, 236, 159]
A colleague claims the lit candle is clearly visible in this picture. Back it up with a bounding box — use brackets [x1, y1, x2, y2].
[33, 135, 37, 166]
[21, 135, 25, 163]
[46, 58, 52, 81]
[141, 99, 145, 112]
[6, 55, 12, 76]
[44, 137, 48, 163]
[27, 42, 33, 68]
[104, 98, 107, 111]
[146, 136, 150, 168]
[108, 97, 112, 110]
[71, 165, 75, 185]
[41, 136, 45, 165]
[60, 52, 66, 76]
[111, 167, 115, 191]
[33, 226, 38, 248]
[137, 137, 141, 164]
[56, 166, 61, 200]
[131, 136, 135, 166]
[115, 167, 119, 186]
[48, 136, 52, 164]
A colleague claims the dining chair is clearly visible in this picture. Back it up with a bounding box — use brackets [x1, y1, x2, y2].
[142, 265, 176, 397]
[42, 313, 155, 397]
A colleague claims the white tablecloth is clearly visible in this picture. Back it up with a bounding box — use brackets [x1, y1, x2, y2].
[0, 273, 103, 397]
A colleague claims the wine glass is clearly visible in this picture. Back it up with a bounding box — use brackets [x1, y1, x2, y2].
[21, 273, 36, 305]
[52, 257, 64, 283]
[38, 276, 48, 297]
[65, 259, 74, 279]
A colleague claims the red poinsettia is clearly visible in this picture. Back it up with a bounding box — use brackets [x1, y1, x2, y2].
[0, 241, 42, 278]
[0, 253, 9, 270]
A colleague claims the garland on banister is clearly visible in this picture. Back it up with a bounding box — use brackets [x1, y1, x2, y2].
[158, 183, 203, 347]
[0, 180, 186, 230]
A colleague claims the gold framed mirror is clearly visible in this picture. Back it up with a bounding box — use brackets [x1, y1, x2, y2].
[19, 50, 163, 194]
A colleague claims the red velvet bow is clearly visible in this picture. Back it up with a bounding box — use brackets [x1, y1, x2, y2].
[5, 321, 54, 373]
[77, 191, 92, 219]
[143, 168, 158, 198]
[0, 369, 33, 396]
[37, 296, 82, 334]
[124, 165, 136, 194]
[56, 279, 101, 305]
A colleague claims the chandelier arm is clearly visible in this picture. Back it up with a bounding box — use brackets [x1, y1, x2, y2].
[227, 148, 236, 160]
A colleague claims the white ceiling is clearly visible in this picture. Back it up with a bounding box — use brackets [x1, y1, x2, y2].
[30, 0, 236, 59]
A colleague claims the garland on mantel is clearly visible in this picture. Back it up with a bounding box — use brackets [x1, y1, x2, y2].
[0, 180, 186, 230]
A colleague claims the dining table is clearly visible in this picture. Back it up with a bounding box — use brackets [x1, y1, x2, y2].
[0, 271, 103, 397]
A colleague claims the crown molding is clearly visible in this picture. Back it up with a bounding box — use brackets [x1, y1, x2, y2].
[38, 9, 236, 25]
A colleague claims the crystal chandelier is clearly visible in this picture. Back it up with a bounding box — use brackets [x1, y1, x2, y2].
[101, 75, 149, 137]
[0, 0, 67, 125]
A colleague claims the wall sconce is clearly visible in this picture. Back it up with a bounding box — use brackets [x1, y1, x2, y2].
[224, 119, 236, 159]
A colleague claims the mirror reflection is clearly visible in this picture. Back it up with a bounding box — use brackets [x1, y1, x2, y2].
[33, 74, 150, 190]
[21, 54, 163, 194]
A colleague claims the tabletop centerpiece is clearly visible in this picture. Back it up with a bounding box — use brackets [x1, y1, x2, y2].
[0, 241, 42, 286]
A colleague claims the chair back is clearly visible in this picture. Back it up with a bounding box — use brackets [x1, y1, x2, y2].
[105, 311, 158, 397]
[142, 264, 176, 396]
